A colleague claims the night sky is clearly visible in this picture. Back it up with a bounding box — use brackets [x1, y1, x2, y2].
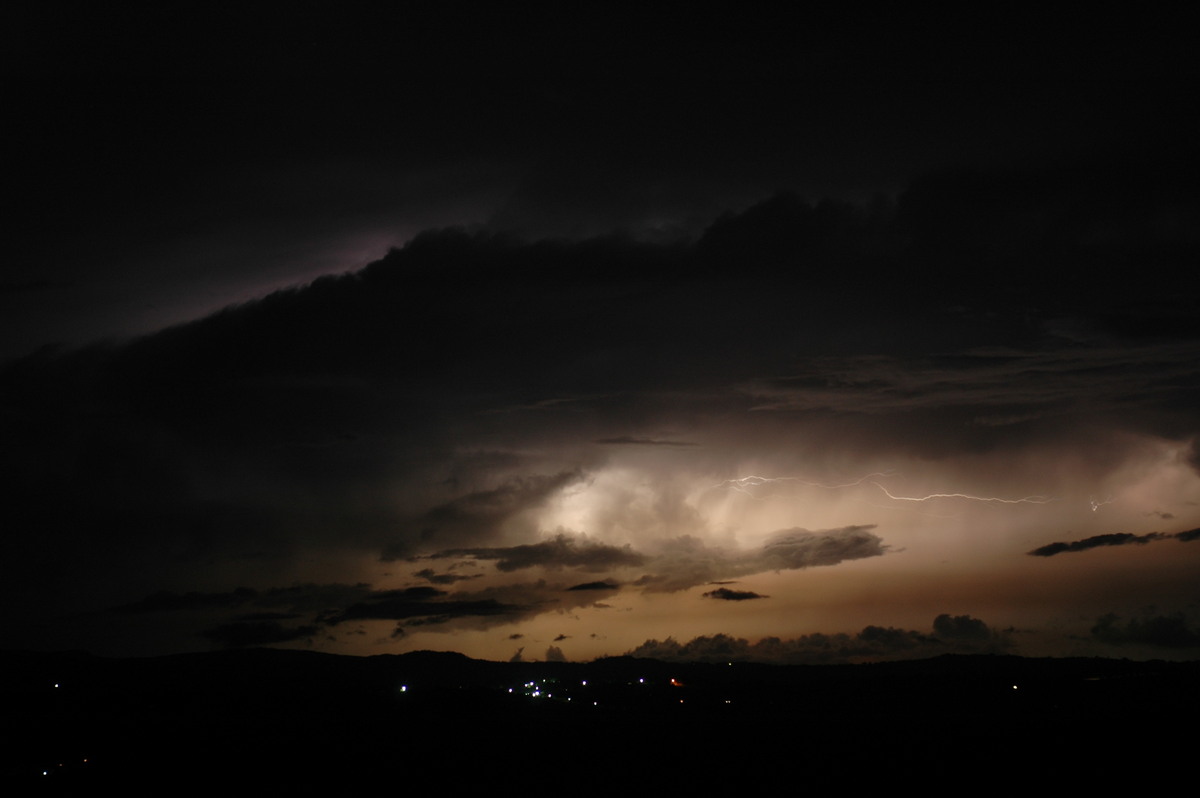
[4, 4, 1200, 663]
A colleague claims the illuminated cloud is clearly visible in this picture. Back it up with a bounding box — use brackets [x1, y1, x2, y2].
[381, 472, 590, 561]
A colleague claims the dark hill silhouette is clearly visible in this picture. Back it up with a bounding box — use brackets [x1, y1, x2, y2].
[5, 648, 1195, 789]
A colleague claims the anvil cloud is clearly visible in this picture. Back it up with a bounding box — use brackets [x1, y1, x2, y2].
[2, 5, 1199, 663]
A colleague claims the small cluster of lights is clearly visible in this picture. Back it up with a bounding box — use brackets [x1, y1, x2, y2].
[515, 679, 552, 699]
[508, 677, 601, 703]
[499, 674, 739, 710]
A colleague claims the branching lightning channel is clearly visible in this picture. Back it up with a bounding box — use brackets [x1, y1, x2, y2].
[869, 482, 1055, 505]
[1090, 495, 1115, 512]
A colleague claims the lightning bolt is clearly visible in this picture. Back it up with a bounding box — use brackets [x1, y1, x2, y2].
[707, 472, 894, 498]
[869, 482, 1055, 505]
[708, 473, 1055, 507]
[1090, 495, 1115, 512]
[706, 475, 795, 499]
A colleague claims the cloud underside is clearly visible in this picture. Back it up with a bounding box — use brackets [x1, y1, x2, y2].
[421, 525, 887, 594]
[355, 526, 886, 633]
[103, 525, 888, 646]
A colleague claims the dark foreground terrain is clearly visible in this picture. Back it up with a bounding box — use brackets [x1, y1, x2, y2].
[5, 648, 1196, 789]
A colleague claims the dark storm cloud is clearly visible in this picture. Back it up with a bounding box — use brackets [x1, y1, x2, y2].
[7, 167, 1198, 464]
[427, 534, 645, 573]
[628, 615, 1005, 664]
[321, 578, 627, 636]
[567, 581, 620, 592]
[414, 568, 481, 585]
[370, 526, 884, 629]
[1091, 613, 1200, 649]
[1028, 532, 1165, 557]
[8, 1, 1199, 363]
[99, 582, 446, 647]
[1028, 528, 1200, 557]
[702, 588, 767, 601]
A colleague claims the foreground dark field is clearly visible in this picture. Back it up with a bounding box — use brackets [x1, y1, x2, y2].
[6, 648, 1195, 789]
